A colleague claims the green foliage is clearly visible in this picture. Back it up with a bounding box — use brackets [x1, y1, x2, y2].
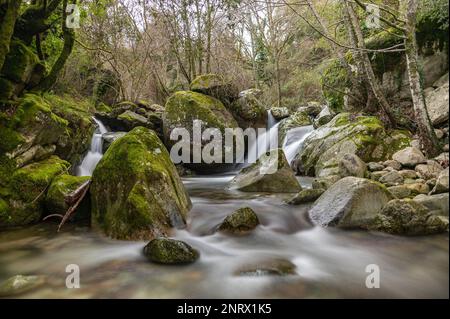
[321, 57, 351, 113]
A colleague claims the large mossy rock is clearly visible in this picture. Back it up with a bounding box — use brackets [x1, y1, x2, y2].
[228, 149, 302, 193]
[45, 175, 91, 216]
[308, 177, 393, 228]
[0, 156, 70, 228]
[163, 90, 240, 172]
[190, 74, 238, 104]
[229, 89, 267, 128]
[295, 113, 411, 177]
[90, 127, 192, 240]
[217, 207, 260, 234]
[368, 199, 448, 235]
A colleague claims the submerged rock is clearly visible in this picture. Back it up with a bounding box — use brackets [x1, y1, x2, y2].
[392, 147, 426, 168]
[234, 258, 297, 276]
[90, 127, 191, 240]
[0, 275, 46, 297]
[143, 238, 199, 264]
[228, 149, 302, 193]
[369, 199, 448, 235]
[217, 207, 259, 234]
[287, 188, 325, 205]
[308, 177, 393, 228]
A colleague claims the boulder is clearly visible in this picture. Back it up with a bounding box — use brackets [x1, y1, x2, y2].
[298, 102, 323, 117]
[313, 105, 334, 128]
[425, 79, 449, 125]
[117, 110, 151, 130]
[228, 149, 301, 193]
[143, 238, 199, 264]
[370, 170, 389, 181]
[368, 199, 448, 235]
[90, 127, 192, 240]
[217, 207, 259, 233]
[190, 74, 238, 104]
[338, 153, 367, 178]
[163, 91, 240, 172]
[415, 160, 443, 180]
[234, 258, 296, 276]
[295, 113, 411, 177]
[387, 185, 412, 199]
[367, 162, 384, 172]
[270, 107, 290, 120]
[414, 193, 449, 216]
[379, 170, 404, 186]
[308, 177, 393, 228]
[311, 175, 341, 190]
[229, 89, 267, 128]
[404, 182, 430, 195]
[434, 152, 449, 168]
[383, 159, 402, 170]
[45, 175, 90, 216]
[287, 188, 325, 205]
[398, 169, 418, 179]
[431, 167, 449, 194]
[102, 131, 126, 153]
[392, 147, 426, 168]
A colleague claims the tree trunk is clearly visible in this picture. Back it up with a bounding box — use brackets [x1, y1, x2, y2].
[0, 0, 22, 71]
[403, 0, 440, 156]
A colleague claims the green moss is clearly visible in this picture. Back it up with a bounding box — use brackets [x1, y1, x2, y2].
[0, 77, 14, 100]
[45, 174, 90, 214]
[191, 74, 226, 91]
[1, 39, 39, 83]
[321, 57, 351, 113]
[96, 102, 112, 113]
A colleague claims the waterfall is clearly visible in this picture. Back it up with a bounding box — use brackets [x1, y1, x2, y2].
[267, 110, 277, 129]
[282, 125, 314, 166]
[76, 118, 108, 176]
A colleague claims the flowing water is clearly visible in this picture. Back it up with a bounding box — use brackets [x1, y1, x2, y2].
[76, 118, 108, 177]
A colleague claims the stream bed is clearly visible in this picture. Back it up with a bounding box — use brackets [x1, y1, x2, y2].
[0, 174, 448, 298]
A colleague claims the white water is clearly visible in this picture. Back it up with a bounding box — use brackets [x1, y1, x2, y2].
[267, 110, 277, 129]
[282, 125, 314, 166]
[76, 118, 108, 176]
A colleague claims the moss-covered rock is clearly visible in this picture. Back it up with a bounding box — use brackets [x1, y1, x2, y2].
[90, 127, 191, 240]
[45, 175, 90, 215]
[295, 113, 411, 177]
[1, 39, 41, 84]
[190, 74, 238, 104]
[0, 156, 70, 228]
[217, 207, 259, 234]
[143, 238, 199, 264]
[228, 149, 302, 193]
[270, 107, 290, 120]
[229, 89, 267, 128]
[368, 199, 448, 235]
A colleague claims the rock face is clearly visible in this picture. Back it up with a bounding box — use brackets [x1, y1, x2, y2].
[143, 238, 199, 264]
[163, 90, 239, 172]
[228, 149, 302, 193]
[229, 89, 267, 128]
[338, 153, 367, 178]
[295, 113, 411, 177]
[425, 78, 449, 125]
[308, 177, 393, 228]
[369, 199, 448, 235]
[217, 207, 260, 233]
[392, 147, 426, 167]
[90, 127, 192, 240]
[287, 188, 325, 205]
[0, 156, 70, 228]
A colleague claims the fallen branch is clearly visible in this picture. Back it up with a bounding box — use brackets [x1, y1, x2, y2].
[57, 180, 91, 232]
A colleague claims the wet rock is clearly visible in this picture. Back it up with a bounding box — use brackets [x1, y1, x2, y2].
[383, 160, 402, 170]
[379, 171, 404, 186]
[287, 188, 325, 205]
[228, 149, 302, 193]
[368, 199, 448, 235]
[387, 185, 412, 199]
[308, 177, 393, 228]
[368, 162, 384, 172]
[0, 275, 46, 297]
[217, 207, 259, 233]
[311, 175, 340, 190]
[431, 167, 449, 194]
[102, 132, 126, 153]
[392, 147, 426, 168]
[270, 107, 290, 120]
[234, 258, 297, 276]
[415, 160, 443, 180]
[338, 153, 367, 178]
[90, 127, 192, 240]
[143, 238, 199, 264]
[414, 193, 449, 216]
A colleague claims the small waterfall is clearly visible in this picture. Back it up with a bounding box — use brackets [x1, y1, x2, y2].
[282, 125, 314, 166]
[76, 118, 108, 176]
[267, 110, 277, 129]
[245, 122, 280, 164]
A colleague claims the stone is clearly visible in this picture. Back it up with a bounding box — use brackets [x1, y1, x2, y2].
[367, 162, 384, 172]
[370, 170, 389, 181]
[387, 185, 412, 199]
[313, 105, 334, 128]
[311, 175, 341, 190]
[338, 153, 367, 178]
[434, 152, 449, 168]
[392, 147, 426, 167]
[217, 207, 259, 233]
[234, 258, 296, 276]
[143, 238, 199, 264]
[117, 110, 151, 130]
[383, 160, 402, 170]
[270, 107, 290, 120]
[425, 79, 449, 125]
[415, 160, 443, 180]
[101, 131, 126, 153]
[435, 129, 445, 139]
[229, 89, 266, 128]
[431, 167, 449, 194]
[287, 188, 325, 205]
[90, 127, 192, 240]
[308, 177, 393, 228]
[379, 170, 404, 186]
[368, 199, 448, 235]
[228, 149, 302, 193]
[414, 193, 449, 216]
[190, 74, 238, 103]
[398, 170, 418, 179]
[404, 182, 430, 195]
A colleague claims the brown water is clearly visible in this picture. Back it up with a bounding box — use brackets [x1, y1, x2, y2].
[0, 175, 448, 298]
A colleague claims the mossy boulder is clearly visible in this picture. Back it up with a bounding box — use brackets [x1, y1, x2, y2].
[143, 238, 199, 264]
[163, 90, 240, 172]
[45, 175, 90, 216]
[308, 177, 393, 228]
[90, 127, 191, 240]
[294, 113, 411, 177]
[217, 207, 260, 234]
[228, 149, 302, 193]
[190, 74, 238, 104]
[270, 107, 290, 120]
[0, 156, 70, 228]
[229, 89, 267, 128]
[368, 199, 448, 235]
[101, 131, 126, 153]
